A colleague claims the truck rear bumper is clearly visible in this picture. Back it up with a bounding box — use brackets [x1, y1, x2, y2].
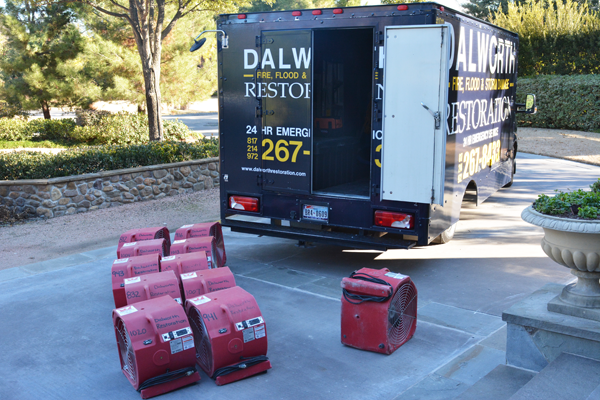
[223, 219, 416, 250]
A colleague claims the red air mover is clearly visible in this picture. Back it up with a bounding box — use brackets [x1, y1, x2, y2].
[113, 296, 200, 399]
[181, 267, 236, 301]
[341, 268, 417, 355]
[160, 253, 211, 277]
[174, 222, 227, 267]
[124, 270, 183, 305]
[118, 227, 171, 258]
[112, 254, 161, 308]
[185, 286, 271, 385]
[170, 237, 221, 268]
[118, 239, 169, 259]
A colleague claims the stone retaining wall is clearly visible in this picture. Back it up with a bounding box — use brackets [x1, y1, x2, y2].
[0, 158, 219, 219]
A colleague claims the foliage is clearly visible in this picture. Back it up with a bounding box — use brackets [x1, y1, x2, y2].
[0, 140, 219, 180]
[243, 0, 361, 12]
[0, 1, 89, 117]
[0, 113, 202, 145]
[491, 0, 600, 75]
[0, 118, 76, 141]
[0, 139, 75, 149]
[516, 75, 600, 131]
[462, 0, 510, 20]
[533, 179, 600, 219]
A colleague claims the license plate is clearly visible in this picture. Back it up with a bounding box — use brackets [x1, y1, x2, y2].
[302, 205, 328, 222]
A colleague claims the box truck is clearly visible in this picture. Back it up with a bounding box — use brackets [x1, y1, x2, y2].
[192, 2, 536, 249]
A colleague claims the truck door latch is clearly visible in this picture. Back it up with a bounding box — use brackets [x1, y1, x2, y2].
[421, 102, 441, 129]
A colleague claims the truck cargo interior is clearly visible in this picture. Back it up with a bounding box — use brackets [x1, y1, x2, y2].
[312, 28, 373, 198]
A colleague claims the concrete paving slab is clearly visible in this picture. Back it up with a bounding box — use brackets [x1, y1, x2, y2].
[435, 345, 507, 385]
[297, 277, 343, 299]
[393, 374, 468, 400]
[510, 353, 600, 400]
[79, 245, 118, 261]
[0, 261, 482, 400]
[418, 302, 505, 337]
[455, 364, 535, 400]
[19, 253, 94, 275]
[0, 267, 29, 282]
[243, 265, 324, 288]
[480, 325, 507, 352]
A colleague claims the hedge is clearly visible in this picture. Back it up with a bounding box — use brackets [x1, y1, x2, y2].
[517, 75, 600, 131]
[0, 140, 219, 180]
[0, 112, 202, 145]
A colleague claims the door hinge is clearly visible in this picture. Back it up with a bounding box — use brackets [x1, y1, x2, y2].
[255, 36, 261, 47]
[431, 188, 435, 202]
[255, 106, 262, 118]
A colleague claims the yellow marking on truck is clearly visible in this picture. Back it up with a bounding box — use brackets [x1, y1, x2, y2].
[303, 150, 310, 155]
[243, 74, 254, 77]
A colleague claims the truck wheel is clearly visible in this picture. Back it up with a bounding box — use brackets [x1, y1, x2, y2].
[432, 222, 457, 244]
[503, 159, 516, 188]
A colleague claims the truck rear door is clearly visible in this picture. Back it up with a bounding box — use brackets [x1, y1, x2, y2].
[381, 25, 450, 205]
[260, 30, 312, 194]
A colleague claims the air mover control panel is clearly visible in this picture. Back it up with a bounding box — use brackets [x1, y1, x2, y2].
[235, 316, 264, 331]
[161, 327, 193, 342]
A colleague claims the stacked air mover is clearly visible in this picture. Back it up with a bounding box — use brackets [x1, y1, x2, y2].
[110, 222, 271, 398]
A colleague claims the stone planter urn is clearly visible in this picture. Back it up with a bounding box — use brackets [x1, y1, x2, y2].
[522, 206, 600, 321]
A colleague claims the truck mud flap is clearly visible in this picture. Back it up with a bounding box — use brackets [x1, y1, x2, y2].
[224, 220, 416, 250]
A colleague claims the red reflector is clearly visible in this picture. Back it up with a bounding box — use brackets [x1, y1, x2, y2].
[229, 195, 259, 213]
[439, 6, 445, 11]
[374, 211, 414, 229]
[397, 5, 408, 10]
[333, 8, 343, 14]
[237, 14, 246, 19]
[312, 10, 322, 15]
[292, 11, 302, 16]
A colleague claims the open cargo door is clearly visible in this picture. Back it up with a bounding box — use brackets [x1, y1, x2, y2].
[381, 25, 449, 205]
[260, 30, 312, 194]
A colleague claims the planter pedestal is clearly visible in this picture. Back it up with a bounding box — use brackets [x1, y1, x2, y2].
[522, 206, 600, 322]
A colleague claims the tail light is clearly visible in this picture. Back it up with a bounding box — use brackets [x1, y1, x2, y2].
[341, 268, 417, 354]
[118, 227, 171, 258]
[185, 286, 271, 385]
[333, 8, 343, 14]
[174, 222, 226, 266]
[124, 270, 183, 305]
[118, 239, 169, 259]
[113, 296, 200, 398]
[397, 4, 409, 11]
[170, 237, 223, 268]
[112, 254, 161, 308]
[374, 210, 414, 229]
[229, 195, 259, 213]
[181, 267, 236, 300]
[312, 10, 322, 15]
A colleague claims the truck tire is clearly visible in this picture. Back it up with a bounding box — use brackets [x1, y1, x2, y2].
[432, 222, 457, 244]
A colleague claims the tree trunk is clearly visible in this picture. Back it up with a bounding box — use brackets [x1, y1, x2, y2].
[41, 100, 51, 120]
[143, 65, 163, 141]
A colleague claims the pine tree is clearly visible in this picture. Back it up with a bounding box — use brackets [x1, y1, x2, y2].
[0, 1, 86, 119]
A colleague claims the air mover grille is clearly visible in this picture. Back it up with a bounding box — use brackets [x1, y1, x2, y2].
[387, 281, 417, 346]
[188, 306, 213, 373]
[116, 318, 137, 385]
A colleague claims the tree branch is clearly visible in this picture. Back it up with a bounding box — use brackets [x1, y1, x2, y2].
[85, 1, 130, 21]
[107, 0, 129, 13]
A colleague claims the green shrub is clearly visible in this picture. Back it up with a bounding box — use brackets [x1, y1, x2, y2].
[533, 179, 600, 219]
[492, 0, 600, 76]
[516, 75, 600, 131]
[75, 110, 112, 126]
[0, 140, 219, 180]
[0, 112, 202, 145]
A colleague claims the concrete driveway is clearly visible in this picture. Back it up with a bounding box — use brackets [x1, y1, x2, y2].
[1, 153, 598, 400]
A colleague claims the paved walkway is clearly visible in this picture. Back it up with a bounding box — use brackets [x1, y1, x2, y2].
[1, 153, 599, 399]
